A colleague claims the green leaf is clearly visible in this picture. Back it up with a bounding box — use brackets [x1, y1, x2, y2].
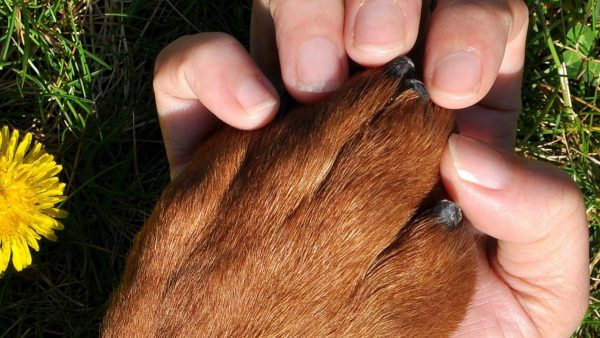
[563, 49, 583, 78]
[583, 59, 600, 85]
[566, 23, 595, 56]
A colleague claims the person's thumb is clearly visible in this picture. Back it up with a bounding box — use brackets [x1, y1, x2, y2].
[440, 133, 589, 336]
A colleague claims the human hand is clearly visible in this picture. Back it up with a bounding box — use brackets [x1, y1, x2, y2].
[425, 1, 588, 336]
[154, 0, 533, 173]
[153, 1, 589, 336]
[439, 43, 589, 334]
[441, 136, 589, 338]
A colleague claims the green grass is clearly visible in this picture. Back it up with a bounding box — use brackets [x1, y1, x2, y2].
[0, 0, 598, 336]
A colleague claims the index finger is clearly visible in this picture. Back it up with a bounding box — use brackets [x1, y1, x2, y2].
[425, 0, 529, 150]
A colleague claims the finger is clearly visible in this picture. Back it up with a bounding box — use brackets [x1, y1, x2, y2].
[269, 0, 348, 103]
[250, 0, 281, 85]
[154, 33, 280, 178]
[343, 0, 422, 66]
[454, 0, 528, 150]
[441, 134, 589, 337]
[424, 0, 529, 110]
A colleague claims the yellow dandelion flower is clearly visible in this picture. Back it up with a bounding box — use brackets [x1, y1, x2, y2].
[0, 126, 68, 274]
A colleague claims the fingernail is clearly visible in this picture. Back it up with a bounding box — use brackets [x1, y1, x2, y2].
[236, 76, 279, 119]
[296, 37, 343, 93]
[432, 50, 481, 99]
[353, 0, 406, 54]
[448, 134, 509, 190]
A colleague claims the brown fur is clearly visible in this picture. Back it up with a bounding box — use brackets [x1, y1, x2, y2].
[102, 61, 477, 337]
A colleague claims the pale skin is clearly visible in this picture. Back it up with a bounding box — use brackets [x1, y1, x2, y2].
[153, 0, 590, 336]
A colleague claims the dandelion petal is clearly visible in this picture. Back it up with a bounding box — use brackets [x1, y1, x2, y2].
[0, 126, 67, 274]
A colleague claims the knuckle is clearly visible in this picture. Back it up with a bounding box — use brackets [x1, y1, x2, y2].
[508, 0, 529, 39]
[510, 0, 529, 18]
[268, 0, 280, 19]
[546, 167, 587, 231]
